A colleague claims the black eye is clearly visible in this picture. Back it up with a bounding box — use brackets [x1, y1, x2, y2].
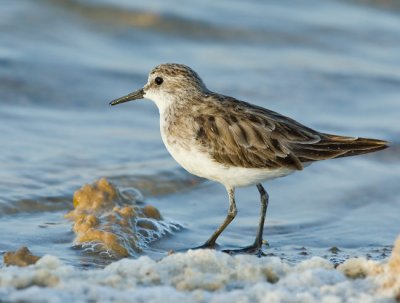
[155, 77, 163, 85]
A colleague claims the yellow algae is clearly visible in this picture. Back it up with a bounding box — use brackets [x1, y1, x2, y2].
[142, 205, 162, 220]
[4, 247, 41, 267]
[115, 206, 136, 218]
[65, 178, 165, 258]
[337, 257, 382, 279]
[73, 214, 100, 233]
[137, 219, 158, 231]
[70, 178, 120, 213]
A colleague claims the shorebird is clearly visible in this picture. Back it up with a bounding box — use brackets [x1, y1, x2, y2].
[110, 63, 388, 255]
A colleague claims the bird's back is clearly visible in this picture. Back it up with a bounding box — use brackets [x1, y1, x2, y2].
[191, 93, 389, 171]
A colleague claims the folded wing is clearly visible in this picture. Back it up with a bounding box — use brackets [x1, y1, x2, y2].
[193, 97, 388, 170]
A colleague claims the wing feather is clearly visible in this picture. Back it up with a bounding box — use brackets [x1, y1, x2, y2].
[192, 95, 388, 170]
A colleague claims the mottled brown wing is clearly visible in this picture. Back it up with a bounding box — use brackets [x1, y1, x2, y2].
[193, 96, 388, 170]
[193, 98, 321, 170]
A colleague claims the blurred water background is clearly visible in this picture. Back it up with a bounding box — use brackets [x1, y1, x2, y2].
[0, 0, 399, 267]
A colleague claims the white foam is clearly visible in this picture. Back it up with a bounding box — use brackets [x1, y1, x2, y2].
[1, 240, 399, 302]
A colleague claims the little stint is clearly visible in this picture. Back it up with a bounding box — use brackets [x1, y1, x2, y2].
[110, 63, 388, 255]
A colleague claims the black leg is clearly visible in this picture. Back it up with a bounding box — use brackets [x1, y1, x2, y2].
[223, 183, 269, 256]
[254, 183, 268, 248]
[193, 187, 237, 249]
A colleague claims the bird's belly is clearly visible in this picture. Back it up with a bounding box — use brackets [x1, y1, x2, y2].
[162, 137, 294, 188]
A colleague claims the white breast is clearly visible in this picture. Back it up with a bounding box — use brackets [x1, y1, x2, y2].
[160, 124, 294, 188]
[154, 99, 295, 188]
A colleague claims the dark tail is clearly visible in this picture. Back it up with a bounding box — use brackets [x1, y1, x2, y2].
[293, 134, 389, 162]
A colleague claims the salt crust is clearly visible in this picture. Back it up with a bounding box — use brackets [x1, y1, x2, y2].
[0, 237, 399, 303]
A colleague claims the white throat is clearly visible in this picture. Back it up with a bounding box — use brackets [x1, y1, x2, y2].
[144, 90, 175, 116]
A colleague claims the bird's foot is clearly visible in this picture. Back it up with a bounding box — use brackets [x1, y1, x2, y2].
[190, 241, 218, 250]
[222, 245, 264, 257]
[222, 240, 268, 257]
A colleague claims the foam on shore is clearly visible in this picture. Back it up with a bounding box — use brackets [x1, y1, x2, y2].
[0, 237, 399, 302]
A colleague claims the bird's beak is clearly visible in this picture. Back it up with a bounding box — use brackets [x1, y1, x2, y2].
[109, 88, 145, 106]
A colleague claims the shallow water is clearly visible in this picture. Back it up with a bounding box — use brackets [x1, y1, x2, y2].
[1, 0, 400, 275]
